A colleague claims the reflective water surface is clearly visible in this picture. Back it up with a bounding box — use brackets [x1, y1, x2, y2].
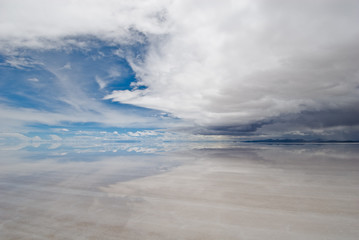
[1, 142, 359, 240]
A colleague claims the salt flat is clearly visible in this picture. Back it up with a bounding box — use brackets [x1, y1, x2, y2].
[1, 144, 358, 239]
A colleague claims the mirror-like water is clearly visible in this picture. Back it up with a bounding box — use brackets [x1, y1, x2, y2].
[1, 143, 359, 239]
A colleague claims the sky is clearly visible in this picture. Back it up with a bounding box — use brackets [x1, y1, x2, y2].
[1, 0, 359, 143]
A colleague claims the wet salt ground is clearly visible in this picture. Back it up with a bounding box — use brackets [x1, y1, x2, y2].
[0, 144, 359, 239]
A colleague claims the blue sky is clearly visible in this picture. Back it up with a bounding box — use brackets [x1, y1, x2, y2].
[1, 0, 359, 143]
[0, 41, 150, 112]
[0, 39, 189, 144]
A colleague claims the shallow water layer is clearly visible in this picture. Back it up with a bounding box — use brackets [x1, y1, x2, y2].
[1, 143, 359, 240]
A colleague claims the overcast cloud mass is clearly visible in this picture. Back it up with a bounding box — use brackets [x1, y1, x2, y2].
[1, 0, 359, 140]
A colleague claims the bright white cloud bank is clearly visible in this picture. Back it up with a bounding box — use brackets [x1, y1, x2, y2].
[107, 0, 359, 127]
[1, 0, 359, 137]
[0, 0, 169, 50]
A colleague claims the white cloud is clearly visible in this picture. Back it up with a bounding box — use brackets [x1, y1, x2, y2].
[108, 67, 121, 78]
[50, 134, 62, 141]
[62, 62, 71, 70]
[106, 0, 359, 130]
[0, 0, 171, 51]
[32, 136, 42, 141]
[95, 76, 107, 89]
[0, 103, 166, 133]
[28, 77, 39, 82]
[1, 0, 359, 137]
[2, 56, 43, 69]
[127, 130, 159, 137]
[127, 147, 157, 153]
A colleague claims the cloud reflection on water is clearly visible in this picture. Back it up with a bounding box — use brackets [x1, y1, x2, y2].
[1, 141, 359, 239]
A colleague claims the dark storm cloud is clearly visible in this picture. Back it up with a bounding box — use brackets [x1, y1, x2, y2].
[191, 103, 359, 139]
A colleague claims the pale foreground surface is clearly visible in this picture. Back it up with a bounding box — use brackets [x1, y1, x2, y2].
[0, 143, 359, 239]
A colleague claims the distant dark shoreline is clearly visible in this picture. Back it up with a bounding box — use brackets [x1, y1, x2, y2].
[242, 139, 359, 144]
